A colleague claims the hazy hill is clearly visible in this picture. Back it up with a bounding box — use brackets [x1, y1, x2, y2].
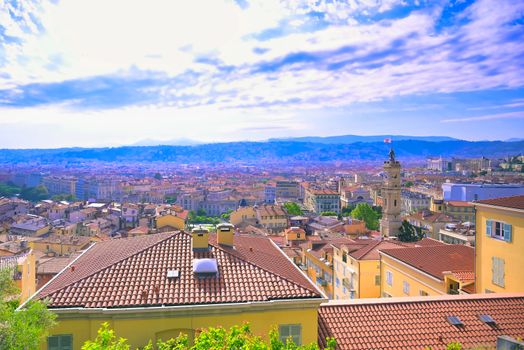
[0, 140, 521, 164]
[269, 134, 460, 144]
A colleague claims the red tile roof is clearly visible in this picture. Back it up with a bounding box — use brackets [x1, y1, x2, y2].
[36, 231, 321, 309]
[318, 293, 524, 350]
[379, 244, 474, 281]
[475, 195, 524, 210]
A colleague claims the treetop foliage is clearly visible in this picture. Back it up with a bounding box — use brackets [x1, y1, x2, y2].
[82, 322, 337, 350]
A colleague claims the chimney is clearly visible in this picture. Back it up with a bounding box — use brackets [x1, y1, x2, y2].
[191, 226, 209, 251]
[216, 223, 235, 247]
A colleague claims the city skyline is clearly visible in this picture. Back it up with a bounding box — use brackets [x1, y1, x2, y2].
[1, 0, 524, 148]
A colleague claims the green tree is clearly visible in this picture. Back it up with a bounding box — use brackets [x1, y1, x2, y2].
[165, 195, 177, 204]
[0, 268, 57, 350]
[341, 204, 356, 217]
[51, 193, 77, 202]
[154, 173, 163, 180]
[350, 203, 379, 230]
[82, 322, 130, 350]
[221, 210, 233, 221]
[0, 182, 21, 197]
[86, 323, 336, 350]
[397, 220, 424, 242]
[19, 185, 49, 202]
[283, 202, 303, 216]
[403, 181, 414, 188]
[321, 211, 338, 217]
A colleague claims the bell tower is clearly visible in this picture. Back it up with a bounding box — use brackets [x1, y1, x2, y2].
[380, 148, 402, 237]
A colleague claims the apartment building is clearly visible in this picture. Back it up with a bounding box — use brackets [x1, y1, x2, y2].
[42, 176, 77, 197]
[474, 195, 524, 293]
[332, 239, 406, 300]
[379, 243, 475, 297]
[442, 182, 524, 202]
[305, 189, 340, 214]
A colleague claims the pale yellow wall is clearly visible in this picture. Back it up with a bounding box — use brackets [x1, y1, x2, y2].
[332, 246, 380, 300]
[157, 214, 185, 231]
[304, 251, 333, 298]
[380, 254, 445, 297]
[17, 252, 36, 303]
[41, 306, 320, 350]
[29, 241, 85, 256]
[230, 207, 256, 226]
[358, 260, 381, 298]
[476, 206, 524, 293]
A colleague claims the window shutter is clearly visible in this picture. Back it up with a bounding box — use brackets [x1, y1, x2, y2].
[486, 220, 492, 236]
[503, 224, 512, 242]
[500, 259, 505, 287]
[492, 257, 497, 285]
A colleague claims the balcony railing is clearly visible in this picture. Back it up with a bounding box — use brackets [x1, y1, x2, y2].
[342, 278, 354, 290]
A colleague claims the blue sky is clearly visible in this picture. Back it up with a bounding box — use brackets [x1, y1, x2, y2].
[0, 0, 523, 148]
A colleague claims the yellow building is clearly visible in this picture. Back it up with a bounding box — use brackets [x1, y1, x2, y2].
[302, 239, 337, 299]
[379, 243, 474, 297]
[474, 195, 524, 293]
[230, 205, 288, 233]
[0, 250, 36, 303]
[156, 211, 187, 232]
[332, 239, 406, 300]
[29, 234, 91, 256]
[229, 206, 256, 226]
[28, 231, 324, 349]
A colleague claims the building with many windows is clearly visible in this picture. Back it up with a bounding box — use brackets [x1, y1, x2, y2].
[304, 189, 340, 214]
[379, 242, 475, 297]
[332, 239, 406, 300]
[474, 195, 524, 293]
[442, 182, 524, 202]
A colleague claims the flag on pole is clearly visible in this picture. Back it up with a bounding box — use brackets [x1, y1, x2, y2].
[384, 138, 392, 143]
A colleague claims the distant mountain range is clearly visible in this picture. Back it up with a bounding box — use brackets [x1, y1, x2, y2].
[0, 139, 521, 164]
[131, 138, 202, 146]
[269, 134, 461, 144]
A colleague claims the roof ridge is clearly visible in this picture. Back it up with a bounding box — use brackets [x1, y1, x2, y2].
[210, 240, 320, 296]
[40, 232, 178, 299]
[353, 240, 382, 259]
[321, 292, 524, 307]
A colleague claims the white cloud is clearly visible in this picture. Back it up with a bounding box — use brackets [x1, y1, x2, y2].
[441, 111, 524, 123]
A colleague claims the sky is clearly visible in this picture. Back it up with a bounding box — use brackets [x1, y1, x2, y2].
[0, 0, 523, 148]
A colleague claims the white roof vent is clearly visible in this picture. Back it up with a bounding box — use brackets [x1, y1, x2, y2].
[193, 258, 218, 277]
[167, 270, 179, 279]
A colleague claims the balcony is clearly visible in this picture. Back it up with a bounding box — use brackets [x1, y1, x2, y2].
[316, 277, 329, 287]
[342, 278, 354, 290]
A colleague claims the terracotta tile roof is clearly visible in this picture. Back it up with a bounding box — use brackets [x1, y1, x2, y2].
[446, 201, 473, 207]
[318, 293, 524, 350]
[36, 232, 321, 309]
[450, 270, 475, 283]
[461, 283, 475, 294]
[408, 210, 457, 224]
[379, 244, 474, 281]
[37, 253, 82, 274]
[475, 195, 524, 210]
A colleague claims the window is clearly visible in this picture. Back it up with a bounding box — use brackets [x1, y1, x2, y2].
[48, 335, 72, 350]
[419, 290, 429, 296]
[335, 278, 340, 287]
[375, 275, 380, 286]
[486, 220, 512, 242]
[342, 252, 347, 263]
[492, 257, 505, 287]
[386, 271, 393, 286]
[279, 324, 301, 345]
[403, 281, 410, 295]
